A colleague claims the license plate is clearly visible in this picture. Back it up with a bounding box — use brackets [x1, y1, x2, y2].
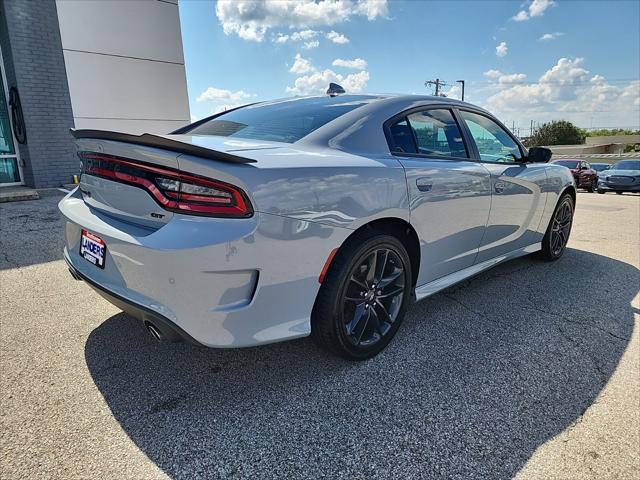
[80, 229, 106, 269]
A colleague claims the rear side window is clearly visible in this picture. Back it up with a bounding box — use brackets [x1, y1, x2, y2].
[388, 109, 467, 158]
[183, 96, 368, 143]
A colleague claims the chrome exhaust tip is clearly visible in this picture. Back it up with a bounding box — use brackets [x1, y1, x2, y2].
[144, 321, 163, 342]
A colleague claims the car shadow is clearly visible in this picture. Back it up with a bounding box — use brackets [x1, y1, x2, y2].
[84, 248, 637, 479]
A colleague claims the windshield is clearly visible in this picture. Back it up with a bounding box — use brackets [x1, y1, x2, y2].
[553, 160, 580, 169]
[611, 160, 640, 170]
[182, 96, 374, 143]
[592, 164, 610, 172]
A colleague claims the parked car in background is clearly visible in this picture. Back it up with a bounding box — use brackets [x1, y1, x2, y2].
[552, 159, 598, 192]
[597, 159, 640, 194]
[59, 92, 575, 360]
[591, 163, 611, 173]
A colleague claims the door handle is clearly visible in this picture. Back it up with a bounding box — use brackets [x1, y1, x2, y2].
[416, 178, 432, 192]
[494, 181, 506, 193]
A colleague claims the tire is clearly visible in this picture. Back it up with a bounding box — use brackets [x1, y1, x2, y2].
[597, 189, 605, 194]
[539, 193, 574, 261]
[587, 179, 595, 193]
[616, 192, 623, 195]
[311, 229, 412, 360]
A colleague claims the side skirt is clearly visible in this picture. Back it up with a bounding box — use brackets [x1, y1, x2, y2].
[414, 243, 541, 301]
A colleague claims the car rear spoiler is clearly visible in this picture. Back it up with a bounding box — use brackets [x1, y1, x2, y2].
[70, 129, 256, 164]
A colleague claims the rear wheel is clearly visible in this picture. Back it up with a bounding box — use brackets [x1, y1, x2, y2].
[311, 230, 412, 360]
[539, 193, 574, 261]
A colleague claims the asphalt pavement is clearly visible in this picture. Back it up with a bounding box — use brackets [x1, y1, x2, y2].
[1, 190, 638, 479]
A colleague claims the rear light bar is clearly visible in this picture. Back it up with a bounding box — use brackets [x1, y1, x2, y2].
[78, 152, 252, 217]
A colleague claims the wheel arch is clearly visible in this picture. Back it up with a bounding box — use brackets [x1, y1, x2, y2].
[561, 184, 577, 205]
[334, 217, 421, 288]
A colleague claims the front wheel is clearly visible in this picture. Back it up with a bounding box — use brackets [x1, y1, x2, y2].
[597, 189, 605, 194]
[616, 192, 623, 195]
[539, 193, 574, 261]
[311, 231, 412, 360]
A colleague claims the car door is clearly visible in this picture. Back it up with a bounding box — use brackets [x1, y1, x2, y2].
[456, 109, 548, 263]
[386, 107, 491, 285]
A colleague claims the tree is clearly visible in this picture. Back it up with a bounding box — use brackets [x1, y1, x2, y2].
[525, 120, 586, 147]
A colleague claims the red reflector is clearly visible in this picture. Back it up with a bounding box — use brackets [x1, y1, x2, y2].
[318, 248, 338, 284]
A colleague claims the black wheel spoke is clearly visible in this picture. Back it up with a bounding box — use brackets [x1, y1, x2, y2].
[368, 307, 383, 335]
[341, 246, 406, 347]
[365, 251, 378, 284]
[378, 286, 404, 299]
[378, 268, 403, 289]
[346, 302, 367, 335]
[350, 276, 368, 290]
[353, 309, 370, 344]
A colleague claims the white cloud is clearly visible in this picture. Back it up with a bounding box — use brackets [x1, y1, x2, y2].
[216, 0, 387, 42]
[498, 73, 527, 84]
[483, 69, 502, 79]
[496, 41, 508, 57]
[539, 31, 564, 41]
[326, 30, 350, 44]
[289, 53, 316, 74]
[291, 29, 319, 40]
[332, 58, 367, 69]
[442, 84, 462, 100]
[274, 33, 289, 43]
[484, 58, 640, 127]
[512, 10, 529, 21]
[196, 86, 257, 115]
[287, 69, 370, 95]
[303, 40, 320, 49]
[512, 0, 555, 22]
[197, 86, 253, 103]
[287, 54, 369, 95]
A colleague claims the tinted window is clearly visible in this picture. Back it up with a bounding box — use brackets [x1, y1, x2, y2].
[612, 160, 640, 170]
[388, 109, 467, 158]
[592, 164, 610, 172]
[460, 111, 523, 163]
[184, 96, 370, 143]
[554, 160, 580, 169]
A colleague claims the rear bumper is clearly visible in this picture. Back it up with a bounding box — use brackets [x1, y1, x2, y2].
[59, 189, 351, 348]
[65, 253, 201, 345]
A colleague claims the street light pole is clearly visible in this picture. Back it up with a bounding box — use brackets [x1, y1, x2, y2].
[456, 80, 465, 101]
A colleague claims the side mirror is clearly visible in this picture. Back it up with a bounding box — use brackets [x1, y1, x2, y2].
[527, 146, 552, 163]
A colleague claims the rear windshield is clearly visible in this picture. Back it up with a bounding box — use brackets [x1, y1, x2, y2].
[612, 160, 640, 170]
[183, 96, 371, 143]
[553, 160, 579, 168]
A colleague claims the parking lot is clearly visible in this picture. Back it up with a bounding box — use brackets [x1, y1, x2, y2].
[0, 190, 638, 479]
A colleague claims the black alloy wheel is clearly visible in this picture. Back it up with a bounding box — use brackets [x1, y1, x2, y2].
[341, 248, 405, 347]
[539, 193, 574, 261]
[311, 231, 412, 360]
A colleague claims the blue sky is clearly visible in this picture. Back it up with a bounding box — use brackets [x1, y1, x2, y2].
[179, 0, 640, 133]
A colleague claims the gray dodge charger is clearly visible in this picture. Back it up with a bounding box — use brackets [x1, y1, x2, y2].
[60, 91, 575, 359]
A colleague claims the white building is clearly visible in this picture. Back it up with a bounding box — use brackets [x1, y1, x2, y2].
[0, 0, 190, 188]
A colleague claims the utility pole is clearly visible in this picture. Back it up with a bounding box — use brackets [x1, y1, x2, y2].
[425, 78, 448, 96]
[456, 80, 465, 101]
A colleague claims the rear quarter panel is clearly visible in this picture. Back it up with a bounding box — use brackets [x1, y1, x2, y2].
[177, 148, 410, 230]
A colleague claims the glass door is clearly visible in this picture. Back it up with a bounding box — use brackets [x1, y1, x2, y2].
[0, 47, 22, 186]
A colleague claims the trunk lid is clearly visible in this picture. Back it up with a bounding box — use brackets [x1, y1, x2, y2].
[74, 132, 285, 230]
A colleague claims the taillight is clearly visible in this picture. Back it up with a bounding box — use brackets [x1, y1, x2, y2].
[78, 152, 252, 217]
